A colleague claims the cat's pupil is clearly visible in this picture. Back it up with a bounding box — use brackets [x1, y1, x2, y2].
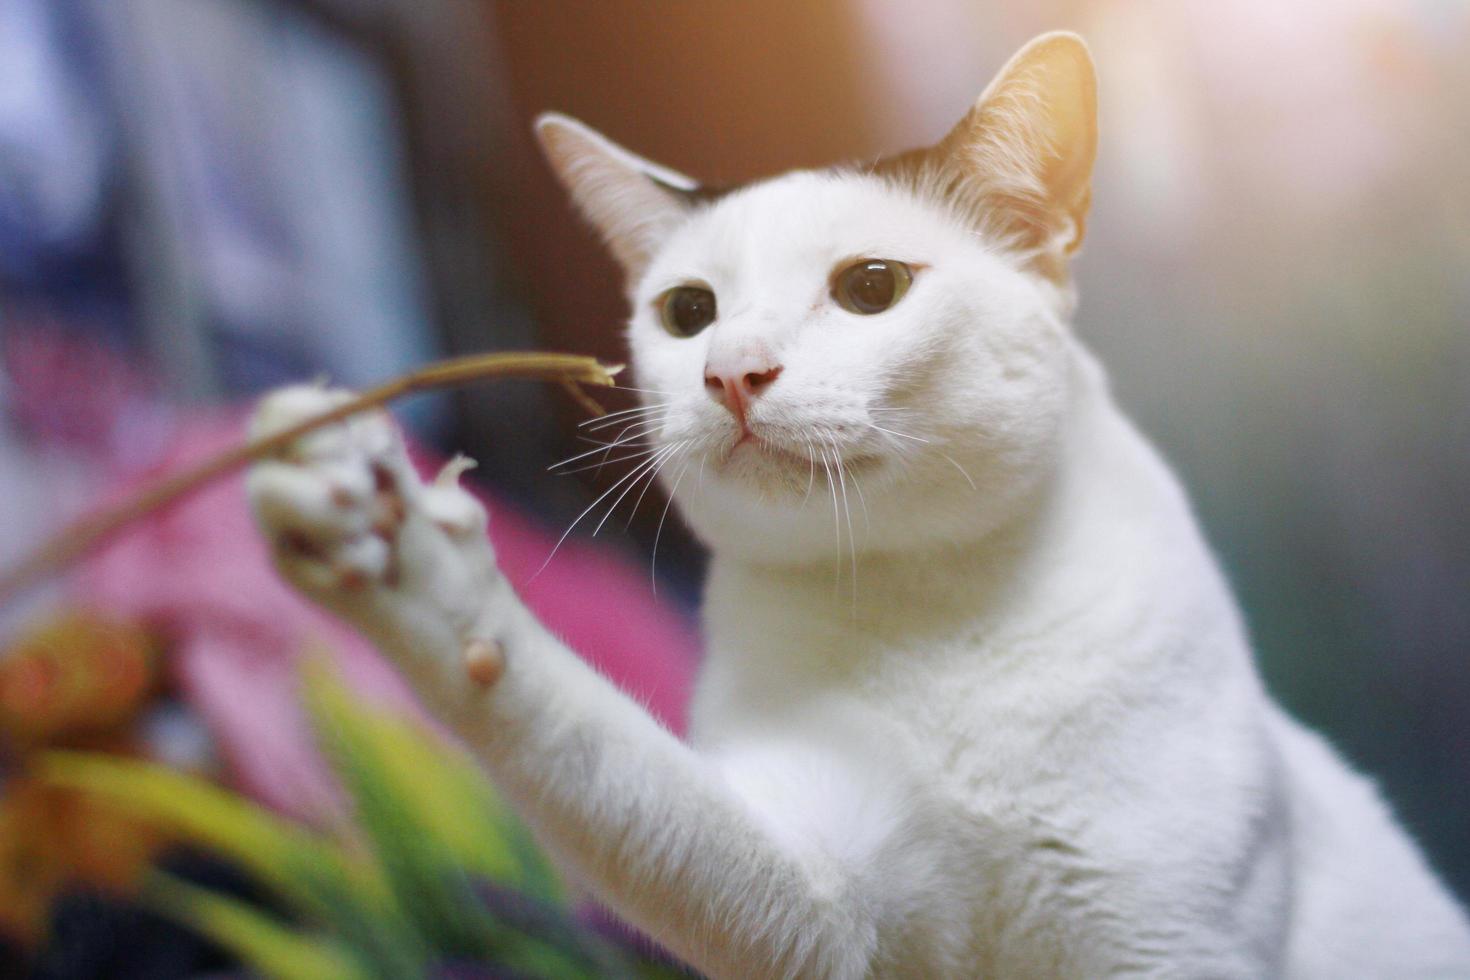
[833, 259, 911, 315]
[661, 286, 717, 337]
[848, 262, 896, 311]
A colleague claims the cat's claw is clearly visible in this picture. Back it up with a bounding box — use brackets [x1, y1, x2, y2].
[246, 385, 506, 684]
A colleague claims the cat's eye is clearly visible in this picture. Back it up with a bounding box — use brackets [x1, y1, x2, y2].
[657, 285, 717, 337]
[831, 259, 913, 315]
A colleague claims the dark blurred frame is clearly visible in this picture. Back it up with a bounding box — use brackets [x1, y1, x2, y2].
[255, 0, 564, 505]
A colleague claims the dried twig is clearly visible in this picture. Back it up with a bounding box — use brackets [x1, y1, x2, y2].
[0, 351, 621, 607]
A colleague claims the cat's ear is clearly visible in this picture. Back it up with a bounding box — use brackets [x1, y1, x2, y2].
[892, 32, 1097, 280]
[535, 113, 699, 280]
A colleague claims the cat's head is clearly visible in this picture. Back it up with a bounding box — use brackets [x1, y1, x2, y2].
[537, 33, 1097, 564]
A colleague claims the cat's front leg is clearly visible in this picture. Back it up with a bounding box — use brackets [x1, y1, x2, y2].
[245, 386, 879, 979]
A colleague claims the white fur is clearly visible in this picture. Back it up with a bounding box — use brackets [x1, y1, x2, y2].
[247, 35, 1470, 978]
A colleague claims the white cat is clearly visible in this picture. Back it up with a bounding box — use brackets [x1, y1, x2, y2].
[246, 32, 1470, 979]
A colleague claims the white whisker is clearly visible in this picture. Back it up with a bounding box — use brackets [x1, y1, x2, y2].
[848, 460, 871, 530]
[828, 436, 858, 609]
[534, 446, 680, 578]
[868, 422, 929, 444]
[600, 416, 669, 443]
[610, 384, 678, 396]
[651, 456, 692, 596]
[862, 419, 973, 490]
[550, 421, 663, 470]
[626, 441, 684, 529]
[587, 417, 669, 477]
[939, 451, 978, 491]
[581, 415, 669, 440]
[800, 435, 817, 509]
[578, 401, 672, 428]
[574, 434, 655, 449]
[555, 444, 665, 477]
[583, 406, 672, 434]
[594, 444, 681, 537]
[818, 445, 842, 596]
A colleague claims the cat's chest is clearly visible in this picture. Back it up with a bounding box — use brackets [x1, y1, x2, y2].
[692, 606, 1086, 804]
[691, 579, 1231, 971]
[692, 566, 1173, 822]
[690, 629, 1134, 974]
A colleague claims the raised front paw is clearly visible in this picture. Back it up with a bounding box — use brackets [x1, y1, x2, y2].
[246, 384, 507, 685]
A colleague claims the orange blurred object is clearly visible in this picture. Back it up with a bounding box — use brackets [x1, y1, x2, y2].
[0, 778, 164, 944]
[0, 613, 166, 944]
[0, 613, 156, 744]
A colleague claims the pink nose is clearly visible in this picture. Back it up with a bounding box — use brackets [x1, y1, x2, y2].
[704, 362, 782, 426]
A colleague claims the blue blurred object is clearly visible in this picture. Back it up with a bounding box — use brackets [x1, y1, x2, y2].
[0, 0, 441, 427]
[0, 0, 113, 279]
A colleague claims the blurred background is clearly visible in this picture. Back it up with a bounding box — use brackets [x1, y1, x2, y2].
[0, 0, 1466, 974]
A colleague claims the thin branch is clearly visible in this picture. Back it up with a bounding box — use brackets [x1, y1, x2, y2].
[0, 351, 621, 607]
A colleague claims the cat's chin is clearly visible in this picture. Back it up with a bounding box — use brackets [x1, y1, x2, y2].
[714, 439, 803, 491]
[724, 434, 809, 469]
[716, 435, 881, 497]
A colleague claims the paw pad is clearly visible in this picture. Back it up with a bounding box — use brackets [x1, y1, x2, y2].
[464, 639, 506, 688]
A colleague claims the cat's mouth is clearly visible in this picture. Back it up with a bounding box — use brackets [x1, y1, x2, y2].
[720, 432, 879, 478]
[731, 432, 797, 461]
